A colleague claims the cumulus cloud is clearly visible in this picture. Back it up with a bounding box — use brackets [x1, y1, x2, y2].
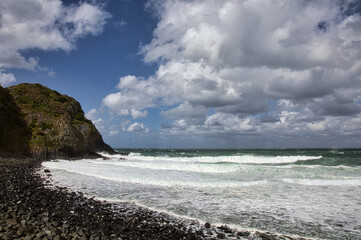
[109, 130, 119, 136]
[124, 122, 149, 133]
[130, 109, 148, 119]
[0, 0, 110, 84]
[85, 108, 104, 132]
[0, 71, 16, 87]
[85, 108, 98, 120]
[161, 101, 207, 120]
[104, 0, 361, 146]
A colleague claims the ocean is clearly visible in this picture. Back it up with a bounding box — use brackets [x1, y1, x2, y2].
[42, 149, 361, 239]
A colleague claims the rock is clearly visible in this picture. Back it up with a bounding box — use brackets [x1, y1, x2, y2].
[16, 226, 28, 236]
[53, 235, 64, 240]
[217, 225, 233, 233]
[204, 222, 211, 229]
[258, 232, 276, 240]
[36, 231, 45, 238]
[217, 232, 226, 239]
[237, 230, 250, 237]
[0, 86, 30, 155]
[1, 83, 115, 159]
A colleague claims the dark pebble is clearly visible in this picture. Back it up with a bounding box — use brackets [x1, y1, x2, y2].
[217, 232, 226, 239]
[237, 230, 250, 237]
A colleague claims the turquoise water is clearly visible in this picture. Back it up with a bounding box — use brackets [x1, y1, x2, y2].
[43, 149, 361, 239]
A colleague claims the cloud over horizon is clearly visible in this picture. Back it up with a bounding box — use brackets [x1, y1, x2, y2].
[103, 0, 361, 147]
[0, 0, 110, 86]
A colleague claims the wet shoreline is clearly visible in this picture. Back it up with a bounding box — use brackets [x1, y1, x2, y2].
[0, 156, 306, 239]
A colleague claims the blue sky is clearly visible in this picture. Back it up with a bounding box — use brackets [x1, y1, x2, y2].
[1, 0, 361, 148]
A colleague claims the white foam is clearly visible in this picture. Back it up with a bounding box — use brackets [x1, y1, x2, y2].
[98, 152, 129, 159]
[94, 197, 203, 223]
[90, 159, 240, 173]
[195, 155, 322, 164]
[116, 154, 322, 164]
[42, 161, 266, 188]
[265, 164, 358, 169]
[282, 178, 361, 186]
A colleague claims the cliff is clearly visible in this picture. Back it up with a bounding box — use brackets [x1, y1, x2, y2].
[0, 86, 30, 155]
[0, 83, 114, 159]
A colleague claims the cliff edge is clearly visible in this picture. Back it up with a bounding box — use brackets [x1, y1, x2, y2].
[0, 83, 114, 159]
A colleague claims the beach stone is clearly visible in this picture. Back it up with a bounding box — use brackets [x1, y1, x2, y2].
[217, 232, 226, 239]
[24, 235, 33, 240]
[217, 225, 233, 233]
[258, 232, 275, 240]
[16, 226, 28, 236]
[237, 231, 250, 237]
[36, 231, 45, 238]
[204, 222, 211, 228]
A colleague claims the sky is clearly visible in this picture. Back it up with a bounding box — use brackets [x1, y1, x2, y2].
[1, 0, 361, 149]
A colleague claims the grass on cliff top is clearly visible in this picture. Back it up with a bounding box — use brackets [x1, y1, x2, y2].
[8, 83, 92, 125]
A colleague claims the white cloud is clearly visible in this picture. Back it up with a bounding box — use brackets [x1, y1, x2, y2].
[205, 113, 256, 132]
[0, 0, 110, 84]
[109, 130, 119, 136]
[104, 0, 361, 146]
[0, 51, 38, 71]
[92, 118, 103, 125]
[0, 71, 16, 87]
[124, 122, 149, 133]
[117, 75, 141, 89]
[62, 3, 109, 41]
[85, 108, 104, 132]
[130, 109, 148, 119]
[85, 108, 98, 120]
[161, 101, 207, 120]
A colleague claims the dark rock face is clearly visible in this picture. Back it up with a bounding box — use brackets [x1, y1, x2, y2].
[0, 83, 114, 159]
[0, 86, 30, 155]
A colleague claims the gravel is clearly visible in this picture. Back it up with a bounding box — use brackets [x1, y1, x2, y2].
[0, 155, 307, 240]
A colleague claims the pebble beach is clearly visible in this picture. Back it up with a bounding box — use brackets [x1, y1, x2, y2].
[0, 155, 203, 239]
[0, 155, 309, 240]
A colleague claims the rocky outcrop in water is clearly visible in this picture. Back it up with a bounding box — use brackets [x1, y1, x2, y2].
[0, 83, 114, 159]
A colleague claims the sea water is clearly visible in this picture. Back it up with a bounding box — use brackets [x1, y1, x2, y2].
[42, 149, 361, 239]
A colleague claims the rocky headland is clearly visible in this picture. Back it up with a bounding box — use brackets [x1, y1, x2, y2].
[1, 83, 114, 160]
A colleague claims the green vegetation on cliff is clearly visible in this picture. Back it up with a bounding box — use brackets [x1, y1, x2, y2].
[0, 83, 113, 159]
